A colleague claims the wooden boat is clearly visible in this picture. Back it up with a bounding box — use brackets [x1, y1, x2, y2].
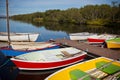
[10, 42, 60, 51]
[0, 42, 60, 56]
[106, 38, 120, 48]
[69, 32, 97, 40]
[10, 47, 87, 70]
[45, 57, 120, 80]
[87, 34, 117, 44]
[0, 32, 39, 42]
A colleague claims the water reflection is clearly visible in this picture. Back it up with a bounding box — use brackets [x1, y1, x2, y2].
[0, 52, 19, 80]
[0, 18, 119, 42]
[16, 69, 59, 80]
[43, 23, 120, 35]
[21, 20, 120, 35]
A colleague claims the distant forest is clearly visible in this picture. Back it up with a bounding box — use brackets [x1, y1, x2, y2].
[11, 2, 120, 26]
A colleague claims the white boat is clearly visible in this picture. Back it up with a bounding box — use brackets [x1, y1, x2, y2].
[69, 32, 97, 40]
[0, 32, 39, 42]
[10, 47, 87, 70]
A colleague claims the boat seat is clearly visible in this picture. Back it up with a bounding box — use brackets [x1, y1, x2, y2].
[69, 69, 96, 80]
[96, 61, 120, 74]
[61, 51, 73, 57]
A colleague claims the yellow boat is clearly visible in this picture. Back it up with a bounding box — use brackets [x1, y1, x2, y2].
[45, 57, 120, 80]
[106, 38, 120, 48]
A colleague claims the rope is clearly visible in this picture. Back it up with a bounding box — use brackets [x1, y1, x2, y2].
[0, 59, 10, 68]
[87, 54, 98, 58]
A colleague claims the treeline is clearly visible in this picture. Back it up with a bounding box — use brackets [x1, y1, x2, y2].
[11, 3, 120, 26]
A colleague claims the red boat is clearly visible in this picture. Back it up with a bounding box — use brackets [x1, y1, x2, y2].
[87, 34, 116, 44]
[87, 38, 105, 43]
[11, 47, 87, 70]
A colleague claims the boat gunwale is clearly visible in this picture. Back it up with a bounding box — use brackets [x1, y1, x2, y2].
[10, 53, 87, 63]
[106, 41, 120, 44]
[0, 32, 39, 36]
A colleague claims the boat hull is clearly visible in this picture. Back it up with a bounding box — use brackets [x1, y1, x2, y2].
[70, 36, 89, 40]
[45, 57, 120, 80]
[87, 38, 105, 43]
[69, 32, 97, 40]
[0, 32, 39, 42]
[11, 54, 86, 70]
[107, 42, 120, 48]
[106, 38, 120, 48]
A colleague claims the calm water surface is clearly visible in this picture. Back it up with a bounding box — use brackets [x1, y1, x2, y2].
[0, 19, 120, 42]
[0, 19, 69, 42]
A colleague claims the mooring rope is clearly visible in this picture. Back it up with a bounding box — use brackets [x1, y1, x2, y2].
[0, 59, 10, 68]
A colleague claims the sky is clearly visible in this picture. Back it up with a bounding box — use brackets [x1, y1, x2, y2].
[0, 0, 120, 16]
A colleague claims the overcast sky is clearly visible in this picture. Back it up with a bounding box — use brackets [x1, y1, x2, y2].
[0, 0, 120, 16]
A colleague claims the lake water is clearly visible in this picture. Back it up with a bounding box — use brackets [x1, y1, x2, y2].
[0, 19, 69, 42]
[0, 19, 120, 42]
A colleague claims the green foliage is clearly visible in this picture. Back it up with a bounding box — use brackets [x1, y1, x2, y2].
[10, 3, 120, 26]
[87, 19, 109, 25]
